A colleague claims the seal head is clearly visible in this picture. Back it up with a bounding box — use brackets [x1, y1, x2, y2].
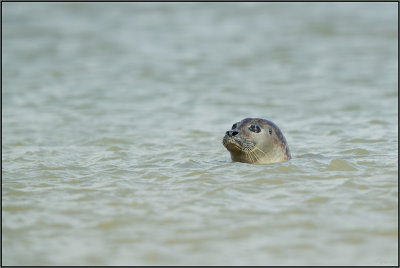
[222, 118, 291, 164]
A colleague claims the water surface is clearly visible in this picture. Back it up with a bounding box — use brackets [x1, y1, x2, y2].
[2, 2, 398, 265]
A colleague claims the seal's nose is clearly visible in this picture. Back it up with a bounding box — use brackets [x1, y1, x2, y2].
[226, 130, 239, 137]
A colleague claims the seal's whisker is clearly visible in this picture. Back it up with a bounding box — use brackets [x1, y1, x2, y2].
[246, 150, 256, 163]
[248, 146, 261, 163]
[250, 150, 260, 163]
[253, 146, 267, 156]
[247, 151, 254, 163]
[242, 145, 253, 162]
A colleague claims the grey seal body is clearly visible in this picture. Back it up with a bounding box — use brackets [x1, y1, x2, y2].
[222, 118, 291, 164]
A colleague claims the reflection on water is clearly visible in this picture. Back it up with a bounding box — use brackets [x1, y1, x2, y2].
[2, 2, 398, 266]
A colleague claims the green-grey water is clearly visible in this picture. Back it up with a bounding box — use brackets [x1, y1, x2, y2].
[2, 2, 398, 266]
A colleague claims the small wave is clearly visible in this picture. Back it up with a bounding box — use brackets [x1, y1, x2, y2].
[326, 159, 357, 171]
[297, 153, 328, 160]
[369, 120, 389, 125]
[85, 137, 132, 146]
[249, 178, 285, 185]
[341, 148, 370, 155]
[340, 180, 369, 189]
[347, 138, 386, 143]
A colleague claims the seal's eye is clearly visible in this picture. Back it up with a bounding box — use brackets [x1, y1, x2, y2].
[269, 128, 272, 135]
[231, 123, 237, 129]
[249, 125, 261, 133]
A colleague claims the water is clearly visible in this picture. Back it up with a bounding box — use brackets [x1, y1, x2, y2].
[2, 2, 398, 266]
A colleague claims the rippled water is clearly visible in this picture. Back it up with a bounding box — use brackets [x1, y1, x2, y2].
[2, 2, 398, 266]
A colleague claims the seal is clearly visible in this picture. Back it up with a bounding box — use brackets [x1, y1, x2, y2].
[222, 118, 291, 164]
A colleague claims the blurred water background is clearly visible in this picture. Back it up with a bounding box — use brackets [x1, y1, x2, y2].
[2, 2, 398, 265]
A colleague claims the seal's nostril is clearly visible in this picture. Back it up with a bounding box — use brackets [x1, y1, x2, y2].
[226, 130, 239, 137]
